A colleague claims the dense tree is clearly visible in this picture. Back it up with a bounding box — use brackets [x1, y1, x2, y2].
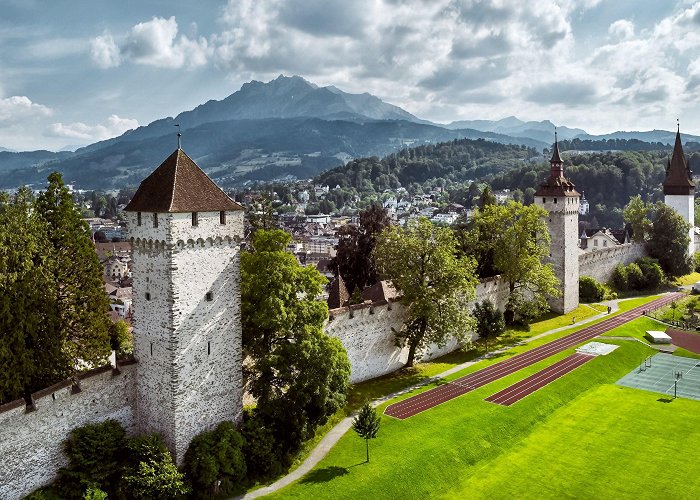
[58, 420, 126, 499]
[623, 195, 652, 241]
[352, 403, 381, 463]
[472, 300, 506, 353]
[241, 230, 351, 459]
[184, 421, 247, 498]
[35, 172, 111, 378]
[462, 202, 559, 321]
[0, 188, 53, 403]
[646, 203, 693, 277]
[374, 218, 478, 367]
[478, 185, 497, 208]
[330, 204, 391, 294]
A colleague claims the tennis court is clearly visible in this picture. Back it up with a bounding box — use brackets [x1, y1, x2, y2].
[616, 353, 700, 401]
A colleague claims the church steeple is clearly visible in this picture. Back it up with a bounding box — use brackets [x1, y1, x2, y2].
[662, 125, 694, 196]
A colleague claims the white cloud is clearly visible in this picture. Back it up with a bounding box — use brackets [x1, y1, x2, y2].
[90, 33, 121, 69]
[608, 19, 634, 40]
[90, 17, 210, 69]
[0, 95, 52, 123]
[46, 114, 138, 141]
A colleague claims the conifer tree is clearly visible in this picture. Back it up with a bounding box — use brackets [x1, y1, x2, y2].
[35, 172, 111, 378]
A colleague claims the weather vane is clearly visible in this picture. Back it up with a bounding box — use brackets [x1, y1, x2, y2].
[175, 123, 181, 149]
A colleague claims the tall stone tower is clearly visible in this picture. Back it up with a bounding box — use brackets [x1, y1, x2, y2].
[535, 133, 580, 314]
[663, 126, 695, 257]
[124, 148, 245, 462]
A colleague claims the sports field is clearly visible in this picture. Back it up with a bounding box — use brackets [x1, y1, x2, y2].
[271, 314, 700, 499]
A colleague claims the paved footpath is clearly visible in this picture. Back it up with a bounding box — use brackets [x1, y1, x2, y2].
[238, 294, 678, 498]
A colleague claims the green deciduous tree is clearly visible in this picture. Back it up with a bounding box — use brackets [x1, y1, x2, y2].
[352, 402, 381, 463]
[464, 202, 559, 322]
[241, 229, 351, 459]
[473, 300, 506, 353]
[374, 217, 478, 367]
[646, 203, 693, 277]
[184, 421, 247, 498]
[58, 420, 126, 499]
[330, 204, 391, 294]
[623, 195, 653, 242]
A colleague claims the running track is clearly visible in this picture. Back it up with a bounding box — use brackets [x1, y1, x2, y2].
[384, 293, 683, 419]
[484, 352, 594, 406]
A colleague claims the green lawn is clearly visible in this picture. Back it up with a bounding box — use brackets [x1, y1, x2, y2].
[601, 315, 666, 343]
[271, 338, 700, 499]
[261, 294, 666, 490]
[674, 272, 700, 286]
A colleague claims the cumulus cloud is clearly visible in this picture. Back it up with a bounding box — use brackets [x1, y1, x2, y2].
[608, 19, 634, 40]
[46, 114, 138, 141]
[90, 17, 210, 69]
[0, 95, 52, 123]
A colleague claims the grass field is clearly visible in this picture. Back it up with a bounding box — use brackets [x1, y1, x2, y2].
[271, 309, 700, 499]
[674, 271, 700, 286]
[275, 294, 665, 480]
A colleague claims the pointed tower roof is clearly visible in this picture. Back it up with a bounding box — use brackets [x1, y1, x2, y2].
[534, 131, 579, 198]
[327, 275, 350, 309]
[662, 127, 695, 196]
[124, 149, 243, 212]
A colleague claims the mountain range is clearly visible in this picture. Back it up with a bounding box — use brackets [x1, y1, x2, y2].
[1, 75, 698, 190]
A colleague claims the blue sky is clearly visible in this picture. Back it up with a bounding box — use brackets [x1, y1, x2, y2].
[1, 0, 700, 151]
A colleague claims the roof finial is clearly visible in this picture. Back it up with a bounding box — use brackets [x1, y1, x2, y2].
[175, 123, 182, 149]
[677, 118, 680, 133]
[554, 125, 558, 142]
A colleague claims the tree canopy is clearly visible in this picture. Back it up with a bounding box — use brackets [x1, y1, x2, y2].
[374, 217, 478, 367]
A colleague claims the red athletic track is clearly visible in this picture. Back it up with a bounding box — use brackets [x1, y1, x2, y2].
[384, 292, 683, 419]
[666, 328, 700, 354]
[484, 352, 594, 406]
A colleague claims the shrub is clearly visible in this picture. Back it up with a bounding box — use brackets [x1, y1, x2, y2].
[58, 420, 126, 499]
[579, 276, 604, 302]
[122, 434, 189, 500]
[626, 263, 645, 290]
[184, 421, 247, 498]
[611, 265, 629, 291]
[636, 257, 665, 290]
[240, 410, 282, 480]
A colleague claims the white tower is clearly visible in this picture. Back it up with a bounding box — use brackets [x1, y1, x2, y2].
[124, 148, 245, 462]
[663, 126, 695, 257]
[535, 134, 580, 314]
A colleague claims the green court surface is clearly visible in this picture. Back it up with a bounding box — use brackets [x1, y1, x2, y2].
[617, 353, 700, 401]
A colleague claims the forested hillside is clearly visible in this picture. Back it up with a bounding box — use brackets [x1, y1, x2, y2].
[317, 138, 537, 193]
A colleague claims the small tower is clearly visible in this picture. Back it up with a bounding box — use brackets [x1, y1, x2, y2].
[663, 125, 695, 257]
[124, 148, 245, 463]
[535, 133, 580, 313]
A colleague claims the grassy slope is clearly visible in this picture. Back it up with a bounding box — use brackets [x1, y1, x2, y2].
[272, 308, 700, 499]
[674, 272, 700, 286]
[263, 294, 664, 490]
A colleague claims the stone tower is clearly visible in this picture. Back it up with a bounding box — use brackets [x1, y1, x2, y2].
[663, 126, 695, 257]
[124, 148, 245, 462]
[535, 133, 580, 314]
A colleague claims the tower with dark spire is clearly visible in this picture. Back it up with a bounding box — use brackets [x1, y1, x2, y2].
[663, 124, 695, 257]
[124, 148, 245, 463]
[535, 131, 580, 313]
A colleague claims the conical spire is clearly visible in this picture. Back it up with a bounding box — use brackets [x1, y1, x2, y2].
[550, 129, 563, 165]
[534, 128, 579, 198]
[662, 124, 694, 196]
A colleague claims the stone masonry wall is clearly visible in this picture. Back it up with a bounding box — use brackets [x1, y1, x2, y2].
[325, 276, 511, 383]
[578, 242, 647, 284]
[0, 361, 137, 499]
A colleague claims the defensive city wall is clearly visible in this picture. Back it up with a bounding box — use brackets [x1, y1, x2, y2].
[0, 360, 138, 499]
[578, 242, 646, 284]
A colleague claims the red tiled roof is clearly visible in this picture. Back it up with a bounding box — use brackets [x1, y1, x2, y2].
[124, 149, 244, 213]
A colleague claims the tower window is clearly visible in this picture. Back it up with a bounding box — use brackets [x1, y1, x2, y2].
[553, 198, 557, 204]
[137, 212, 142, 226]
[192, 212, 198, 226]
[206, 291, 214, 302]
[207, 342, 211, 356]
[145, 292, 151, 301]
[543, 198, 546, 203]
[150, 343, 153, 356]
[220, 211, 226, 225]
[153, 213, 158, 228]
